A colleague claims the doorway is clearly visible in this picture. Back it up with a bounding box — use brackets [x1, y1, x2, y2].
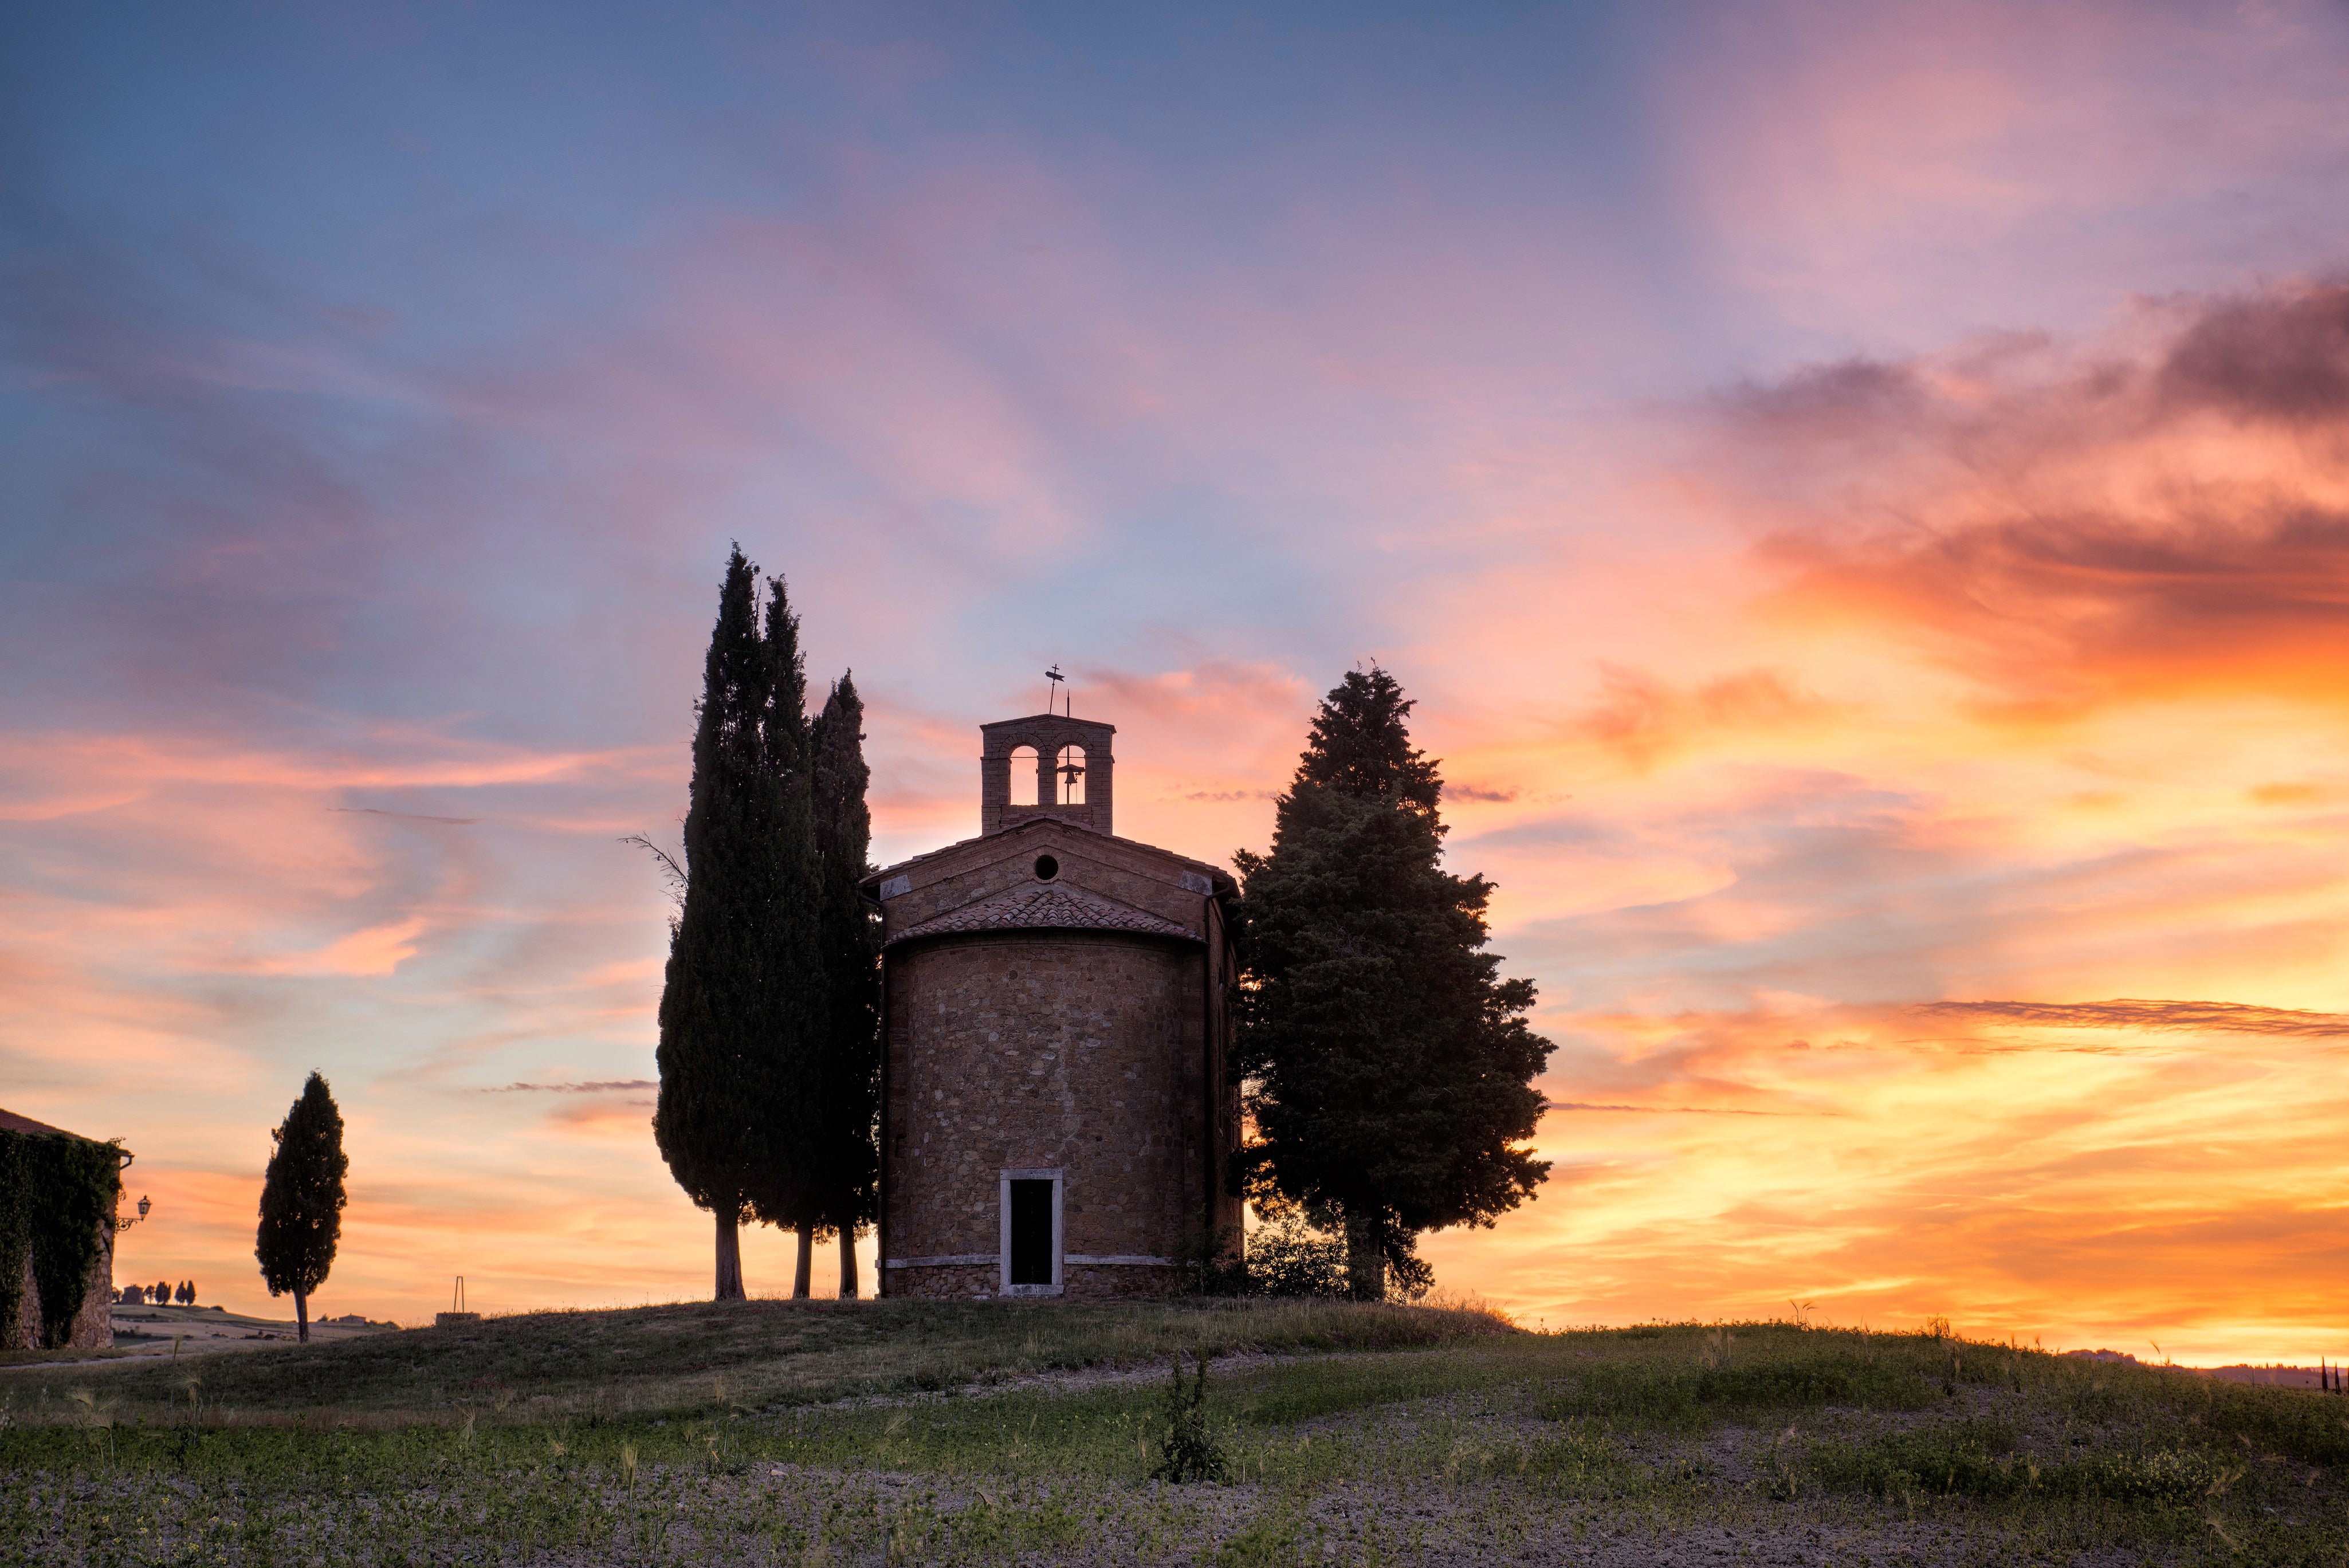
[999, 1168, 1062, 1295]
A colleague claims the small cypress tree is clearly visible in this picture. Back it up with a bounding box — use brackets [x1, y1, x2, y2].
[654, 549, 824, 1300]
[1234, 667, 1554, 1299]
[254, 1072, 348, 1342]
[810, 672, 881, 1297]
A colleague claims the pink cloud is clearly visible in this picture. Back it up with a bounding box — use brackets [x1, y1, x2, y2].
[1652, 0, 2349, 337]
[242, 917, 427, 978]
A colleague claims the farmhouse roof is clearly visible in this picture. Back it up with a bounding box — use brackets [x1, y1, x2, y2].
[0, 1107, 99, 1141]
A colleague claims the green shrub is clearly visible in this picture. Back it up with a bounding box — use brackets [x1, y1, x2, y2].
[1240, 1209, 1350, 1298]
[2195, 1378, 2349, 1468]
[1214, 1507, 1301, 1566]
[1810, 1421, 2236, 1506]
[1694, 1352, 1932, 1412]
[1541, 1332, 1934, 1431]
[1809, 1420, 2034, 1500]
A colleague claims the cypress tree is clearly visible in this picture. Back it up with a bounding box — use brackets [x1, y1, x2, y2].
[810, 672, 881, 1297]
[1233, 667, 1554, 1299]
[741, 575, 831, 1296]
[653, 550, 824, 1300]
[254, 1071, 348, 1342]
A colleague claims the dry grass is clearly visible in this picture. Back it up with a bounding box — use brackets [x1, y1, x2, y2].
[10, 1311, 2349, 1564]
[1, 1294, 1512, 1428]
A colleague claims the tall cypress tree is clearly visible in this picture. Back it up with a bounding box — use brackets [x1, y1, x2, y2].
[654, 549, 823, 1300]
[1234, 667, 1553, 1299]
[810, 671, 881, 1297]
[254, 1071, 348, 1342]
[741, 576, 831, 1296]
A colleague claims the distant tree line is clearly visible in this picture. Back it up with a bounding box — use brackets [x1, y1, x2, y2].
[118, 1279, 202, 1305]
[651, 548, 879, 1301]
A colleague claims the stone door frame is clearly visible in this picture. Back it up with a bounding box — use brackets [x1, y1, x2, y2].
[997, 1166, 1064, 1296]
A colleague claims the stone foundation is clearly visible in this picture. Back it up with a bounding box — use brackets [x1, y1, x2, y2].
[883, 1263, 997, 1299]
[883, 1260, 1186, 1300]
[1066, 1263, 1180, 1299]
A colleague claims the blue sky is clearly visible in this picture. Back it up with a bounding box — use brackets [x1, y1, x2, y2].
[7, 1, 2349, 1353]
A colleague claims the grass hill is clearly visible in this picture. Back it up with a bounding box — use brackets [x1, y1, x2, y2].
[6, 1298, 2347, 1564]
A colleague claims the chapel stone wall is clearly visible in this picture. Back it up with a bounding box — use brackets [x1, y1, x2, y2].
[882, 930, 1205, 1299]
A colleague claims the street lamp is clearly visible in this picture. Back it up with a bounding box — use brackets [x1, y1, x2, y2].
[115, 1194, 151, 1233]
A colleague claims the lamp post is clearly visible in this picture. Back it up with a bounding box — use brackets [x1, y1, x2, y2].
[114, 1194, 151, 1233]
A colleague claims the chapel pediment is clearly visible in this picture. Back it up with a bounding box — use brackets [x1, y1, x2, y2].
[886, 879, 1192, 946]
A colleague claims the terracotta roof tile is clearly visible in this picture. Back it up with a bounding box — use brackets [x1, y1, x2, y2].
[0, 1107, 91, 1139]
[888, 882, 1194, 946]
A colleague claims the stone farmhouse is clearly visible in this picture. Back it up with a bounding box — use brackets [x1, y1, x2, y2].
[861, 711, 1242, 1299]
[2, 1107, 121, 1351]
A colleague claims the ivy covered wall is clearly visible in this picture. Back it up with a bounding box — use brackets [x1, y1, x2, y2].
[1, 1126, 124, 1350]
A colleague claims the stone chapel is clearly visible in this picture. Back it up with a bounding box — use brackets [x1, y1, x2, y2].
[859, 711, 1242, 1299]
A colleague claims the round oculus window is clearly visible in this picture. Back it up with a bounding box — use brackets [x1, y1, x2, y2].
[1034, 854, 1059, 881]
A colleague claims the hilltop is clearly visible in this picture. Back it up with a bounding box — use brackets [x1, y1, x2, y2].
[8, 1302, 2349, 1565]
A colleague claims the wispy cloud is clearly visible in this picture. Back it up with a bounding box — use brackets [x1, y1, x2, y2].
[1545, 1101, 1821, 1117]
[1915, 999, 2349, 1037]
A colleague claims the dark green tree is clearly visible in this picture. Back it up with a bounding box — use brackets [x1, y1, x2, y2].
[1233, 667, 1554, 1299]
[743, 575, 834, 1298]
[254, 1071, 348, 1342]
[653, 549, 825, 1300]
[809, 671, 881, 1297]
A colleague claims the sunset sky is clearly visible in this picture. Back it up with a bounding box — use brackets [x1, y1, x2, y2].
[6, 1, 2349, 1362]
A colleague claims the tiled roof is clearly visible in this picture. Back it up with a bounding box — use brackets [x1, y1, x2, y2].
[0, 1107, 89, 1139]
[888, 882, 1195, 946]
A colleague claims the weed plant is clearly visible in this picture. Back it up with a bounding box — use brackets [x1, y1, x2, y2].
[1149, 1350, 1230, 1484]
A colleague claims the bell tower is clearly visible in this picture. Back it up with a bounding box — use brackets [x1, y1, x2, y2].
[979, 714, 1115, 836]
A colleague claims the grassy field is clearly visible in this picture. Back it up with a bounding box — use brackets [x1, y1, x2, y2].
[7, 1299, 2349, 1565]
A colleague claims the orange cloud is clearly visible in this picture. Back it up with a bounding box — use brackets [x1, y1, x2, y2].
[1569, 665, 1843, 773]
[1700, 281, 2349, 725]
